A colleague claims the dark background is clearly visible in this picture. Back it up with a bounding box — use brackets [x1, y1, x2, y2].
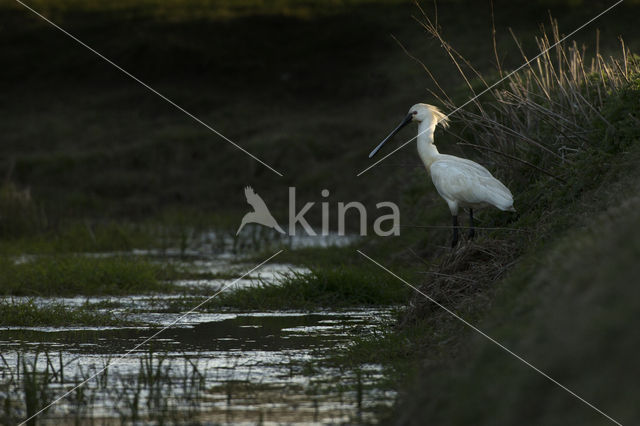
[2, 0, 638, 226]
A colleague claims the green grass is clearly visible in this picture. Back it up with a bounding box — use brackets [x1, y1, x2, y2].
[366, 33, 640, 426]
[0, 300, 139, 326]
[1, 1, 640, 423]
[0, 205, 244, 255]
[0, 255, 175, 296]
[0, 222, 154, 255]
[215, 267, 411, 309]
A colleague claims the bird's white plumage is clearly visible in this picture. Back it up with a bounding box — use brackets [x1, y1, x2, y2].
[369, 103, 515, 247]
[409, 103, 515, 215]
[430, 156, 514, 215]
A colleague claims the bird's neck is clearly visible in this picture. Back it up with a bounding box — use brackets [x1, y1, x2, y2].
[416, 121, 440, 169]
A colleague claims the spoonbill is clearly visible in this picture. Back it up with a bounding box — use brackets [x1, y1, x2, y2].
[369, 103, 515, 247]
[236, 186, 285, 235]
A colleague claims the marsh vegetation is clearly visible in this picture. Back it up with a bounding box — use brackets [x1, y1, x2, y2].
[1, 0, 640, 425]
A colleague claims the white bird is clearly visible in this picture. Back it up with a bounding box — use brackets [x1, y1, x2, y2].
[369, 103, 515, 247]
[236, 186, 285, 235]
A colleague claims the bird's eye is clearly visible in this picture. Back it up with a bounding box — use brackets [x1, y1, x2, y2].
[412, 111, 417, 115]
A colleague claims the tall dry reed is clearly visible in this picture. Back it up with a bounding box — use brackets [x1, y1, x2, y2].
[413, 5, 639, 183]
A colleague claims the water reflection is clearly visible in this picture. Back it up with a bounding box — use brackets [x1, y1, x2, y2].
[0, 309, 396, 424]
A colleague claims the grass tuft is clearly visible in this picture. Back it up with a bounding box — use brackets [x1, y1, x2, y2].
[0, 255, 174, 296]
[0, 300, 138, 327]
[216, 267, 410, 309]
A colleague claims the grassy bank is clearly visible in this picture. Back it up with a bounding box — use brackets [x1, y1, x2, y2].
[334, 16, 640, 426]
[386, 169, 640, 425]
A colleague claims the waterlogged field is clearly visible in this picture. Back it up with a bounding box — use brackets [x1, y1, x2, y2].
[0, 234, 399, 425]
[6, 0, 639, 424]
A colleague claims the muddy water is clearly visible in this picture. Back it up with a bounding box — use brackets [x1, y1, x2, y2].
[0, 255, 397, 424]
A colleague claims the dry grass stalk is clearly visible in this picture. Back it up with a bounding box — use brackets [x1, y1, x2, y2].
[411, 8, 637, 179]
[401, 239, 519, 328]
[400, 7, 638, 325]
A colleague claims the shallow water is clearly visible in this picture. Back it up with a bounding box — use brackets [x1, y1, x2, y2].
[1, 309, 395, 424]
[5, 261, 309, 312]
[0, 243, 396, 425]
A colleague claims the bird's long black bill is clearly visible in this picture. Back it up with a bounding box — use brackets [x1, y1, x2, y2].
[368, 113, 413, 158]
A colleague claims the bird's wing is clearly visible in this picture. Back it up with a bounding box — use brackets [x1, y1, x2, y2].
[244, 186, 270, 212]
[439, 154, 493, 178]
[430, 159, 513, 209]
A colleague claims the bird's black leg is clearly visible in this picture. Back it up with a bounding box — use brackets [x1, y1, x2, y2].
[451, 215, 459, 248]
[468, 208, 475, 240]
